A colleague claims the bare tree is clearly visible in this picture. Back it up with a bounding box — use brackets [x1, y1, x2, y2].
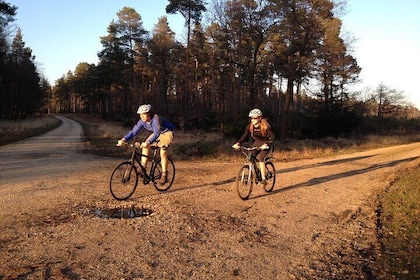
[376, 83, 407, 118]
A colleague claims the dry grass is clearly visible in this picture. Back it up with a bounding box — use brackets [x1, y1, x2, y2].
[275, 134, 420, 162]
[0, 115, 61, 145]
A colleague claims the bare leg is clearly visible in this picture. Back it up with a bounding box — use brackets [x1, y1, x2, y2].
[141, 148, 149, 169]
[160, 148, 168, 172]
[159, 148, 169, 185]
[259, 162, 266, 180]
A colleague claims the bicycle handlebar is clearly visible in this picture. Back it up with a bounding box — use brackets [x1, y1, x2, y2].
[233, 145, 269, 151]
[116, 141, 160, 149]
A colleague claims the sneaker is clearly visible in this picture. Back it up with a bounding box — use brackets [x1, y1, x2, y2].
[159, 174, 168, 185]
[261, 179, 267, 186]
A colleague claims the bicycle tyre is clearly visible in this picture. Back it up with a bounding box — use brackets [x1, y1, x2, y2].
[236, 165, 254, 200]
[109, 161, 138, 200]
[264, 161, 276, 192]
[152, 157, 175, 191]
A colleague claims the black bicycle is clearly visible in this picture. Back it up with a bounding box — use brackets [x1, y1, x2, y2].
[109, 142, 175, 200]
[233, 146, 276, 200]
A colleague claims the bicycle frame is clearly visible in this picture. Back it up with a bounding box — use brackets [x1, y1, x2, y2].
[110, 142, 175, 200]
[234, 145, 276, 200]
[238, 146, 268, 182]
[128, 144, 160, 184]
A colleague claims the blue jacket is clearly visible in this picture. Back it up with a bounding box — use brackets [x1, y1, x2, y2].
[124, 114, 175, 144]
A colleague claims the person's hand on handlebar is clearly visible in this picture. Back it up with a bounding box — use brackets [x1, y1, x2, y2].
[116, 138, 126, 147]
[135, 142, 148, 149]
[260, 143, 269, 150]
[232, 143, 240, 150]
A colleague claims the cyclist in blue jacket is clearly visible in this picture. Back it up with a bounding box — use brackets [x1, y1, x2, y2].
[118, 104, 175, 185]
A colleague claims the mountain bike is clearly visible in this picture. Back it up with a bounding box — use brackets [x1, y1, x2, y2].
[233, 146, 276, 200]
[109, 142, 175, 200]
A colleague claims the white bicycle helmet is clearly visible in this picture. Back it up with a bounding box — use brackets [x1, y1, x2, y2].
[137, 104, 152, 114]
[248, 108, 262, 118]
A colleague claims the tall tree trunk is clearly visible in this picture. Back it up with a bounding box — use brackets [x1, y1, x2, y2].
[281, 78, 294, 141]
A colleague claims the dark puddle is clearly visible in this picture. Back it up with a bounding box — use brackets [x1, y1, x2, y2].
[93, 206, 154, 219]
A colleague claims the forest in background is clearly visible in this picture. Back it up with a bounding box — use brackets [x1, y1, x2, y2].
[1, 0, 419, 141]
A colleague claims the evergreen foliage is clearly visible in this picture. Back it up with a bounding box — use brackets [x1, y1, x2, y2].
[0, 2, 48, 119]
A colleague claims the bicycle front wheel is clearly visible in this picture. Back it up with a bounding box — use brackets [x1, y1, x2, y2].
[236, 165, 254, 200]
[264, 162, 276, 192]
[109, 162, 138, 200]
[152, 157, 175, 191]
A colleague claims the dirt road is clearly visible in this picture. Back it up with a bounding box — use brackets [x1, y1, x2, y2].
[1, 116, 419, 279]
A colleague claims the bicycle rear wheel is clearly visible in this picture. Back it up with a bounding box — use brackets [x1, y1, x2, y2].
[109, 162, 138, 200]
[264, 162, 276, 192]
[152, 157, 175, 191]
[236, 165, 254, 200]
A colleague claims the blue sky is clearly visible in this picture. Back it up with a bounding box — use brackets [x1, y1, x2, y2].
[341, 0, 420, 108]
[8, 0, 420, 108]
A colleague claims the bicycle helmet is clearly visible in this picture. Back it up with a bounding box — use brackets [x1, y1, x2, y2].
[248, 108, 262, 118]
[137, 104, 152, 114]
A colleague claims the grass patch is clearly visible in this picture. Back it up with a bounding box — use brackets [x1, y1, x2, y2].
[173, 141, 219, 160]
[376, 165, 420, 279]
[0, 115, 62, 146]
[72, 115, 128, 157]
